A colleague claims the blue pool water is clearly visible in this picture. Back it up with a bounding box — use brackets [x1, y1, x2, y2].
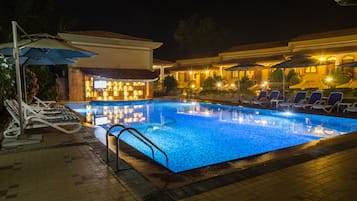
[66, 100, 357, 173]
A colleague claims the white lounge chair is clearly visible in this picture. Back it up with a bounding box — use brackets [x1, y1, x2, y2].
[344, 102, 357, 113]
[293, 91, 323, 110]
[252, 90, 280, 106]
[33, 96, 57, 108]
[311, 92, 343, 113]
[3, 99, 82, 139]
[278, 91, 307, 109]
[242, 90, 268, 104]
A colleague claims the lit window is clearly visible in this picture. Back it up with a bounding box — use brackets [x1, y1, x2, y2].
[305, 66, 317, 73]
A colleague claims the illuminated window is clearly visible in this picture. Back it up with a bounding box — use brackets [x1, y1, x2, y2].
[305, 66, 317, 73]
[232, 71, 239, 78]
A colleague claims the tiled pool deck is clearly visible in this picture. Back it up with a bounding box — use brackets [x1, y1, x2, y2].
[1, 105, 357, 200]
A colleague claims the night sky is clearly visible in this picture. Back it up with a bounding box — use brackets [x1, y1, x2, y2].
[54, 0, 357, 60]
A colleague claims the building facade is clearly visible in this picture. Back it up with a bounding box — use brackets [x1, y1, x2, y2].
[58, 31, 162, 101]
[168, 28, 357, 92]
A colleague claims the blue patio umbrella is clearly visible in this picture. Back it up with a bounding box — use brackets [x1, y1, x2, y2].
[0, 21, 96, 137]
[0, 33, 96, 102]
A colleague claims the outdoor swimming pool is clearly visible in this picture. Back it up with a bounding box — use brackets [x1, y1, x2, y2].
[66, 100, 357, 173]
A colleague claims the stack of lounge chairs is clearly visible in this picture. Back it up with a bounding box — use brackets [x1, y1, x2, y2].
[3, 98, 82, 139]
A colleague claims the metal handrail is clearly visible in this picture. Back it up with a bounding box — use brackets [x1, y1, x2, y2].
[106, 124, 126, 163]
[106, 124, 169, 171]
[117, 127, 169, 168]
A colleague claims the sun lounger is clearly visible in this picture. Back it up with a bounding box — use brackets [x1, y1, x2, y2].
[278, 91, 307, 109]
[3, 99, 82, 139]
[311, 92, 343, 113]
[343, 102, 357, 113]
[33, 96, 57, 108]
[252, 90, 280, 106]
[242, 90, 267, 104]
[292, 91, 323, 110]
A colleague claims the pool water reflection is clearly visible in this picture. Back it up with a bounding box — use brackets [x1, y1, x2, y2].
[66, 100, 357, 172]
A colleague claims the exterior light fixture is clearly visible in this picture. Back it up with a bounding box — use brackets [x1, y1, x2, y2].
[319, 57, 326, 61]
[326, 77, 333, 83]
[217, 82, 222, 87]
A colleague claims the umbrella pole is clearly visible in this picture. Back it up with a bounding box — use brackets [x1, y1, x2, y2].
[22, 65, 27, 103]
[282, 68, 285, 101]
[237, 71, 241, 103]
[12, 21, 24, 136]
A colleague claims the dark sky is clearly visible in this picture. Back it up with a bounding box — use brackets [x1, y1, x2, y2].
[54, 0, 357, 61]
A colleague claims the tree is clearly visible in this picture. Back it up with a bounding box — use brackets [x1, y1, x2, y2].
[323, 68, 351, 87]
[239, 76, 254, 91]
[202, 77, 216, 90]
[27, 66, 57, 100]
[334, 0, 357, 6]
[0, 56, 16, 108]
[286, 69, 301, 85]
[174, 14, 231, 57]
[163, 75, 178, 94]
[0, 0, 76, 42]
[269, 69, 283, 82]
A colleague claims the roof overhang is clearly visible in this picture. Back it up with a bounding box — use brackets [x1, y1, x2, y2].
[81, 68, 159, 82]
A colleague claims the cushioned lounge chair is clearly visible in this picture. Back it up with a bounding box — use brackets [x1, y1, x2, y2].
[311, 92, 343, 113]
[278, 91, 307, 109]
[252, 90, 280, 106]
[293, 91, 323, 110]
[3, 99, 82, 139]
[242, 90, 267, 104]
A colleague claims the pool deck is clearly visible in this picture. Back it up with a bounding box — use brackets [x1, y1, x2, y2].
[1, 101, 357, 201]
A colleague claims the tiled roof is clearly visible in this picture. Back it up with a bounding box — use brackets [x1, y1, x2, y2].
[223, 41, 288, 53]
[153, 58, 174, 66]
[81, 68, 159, 80]
[291, 27, 357, 41]
[64, 30, 152, 42]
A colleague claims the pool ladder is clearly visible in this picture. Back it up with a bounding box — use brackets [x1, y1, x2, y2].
[105, 124, 169, 171]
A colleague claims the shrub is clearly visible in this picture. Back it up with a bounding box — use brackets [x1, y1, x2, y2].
[269, 69, 283, 82]
[163, 75, 178, 94]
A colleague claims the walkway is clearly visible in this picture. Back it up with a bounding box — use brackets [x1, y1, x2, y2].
[1, 125, 357, 201]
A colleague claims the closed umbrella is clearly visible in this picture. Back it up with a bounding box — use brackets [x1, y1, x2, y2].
[272, 55, 331, 100]
[225, 63, 267, 102]
[0, 21, 96, 137]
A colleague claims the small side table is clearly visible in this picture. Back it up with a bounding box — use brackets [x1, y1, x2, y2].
[337, 102, 352, 112]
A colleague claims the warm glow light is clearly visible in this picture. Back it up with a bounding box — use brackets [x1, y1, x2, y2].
[191, 84, 195, 88]
[189, 71, 193, 75]
[326, 77, 333, 83]
[319, 57, 326, 61]
[314, 125, 324, 135]
[231, 83, 235, 87]
[216, 82, 222, 87]
[205, 70, 209, 74]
